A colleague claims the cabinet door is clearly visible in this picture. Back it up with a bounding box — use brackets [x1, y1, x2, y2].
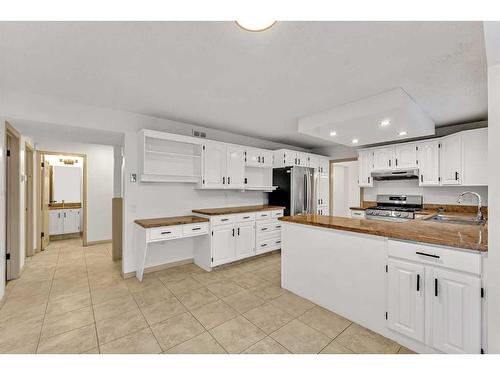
[63, 209, 78, 234]
[387, 259, 425, 342]
[203, 142, 227, 188]
[462, 128, 487, 186]
[317, 205, 329, 216]
[317, 174, 329, 207]
[260, 150, 274, 167]
[212, 224, 236, 266]
[417, 140, 440, 186]
[318, 158, 329, 175]
[440, 133, 463, 185]
[394, 144, 417, 169]
[227, 145, 245, 188]
[245, 148, 260, 167]
[431, 267, 481, 354]
[307, 155, 319, 169]
[358, 150, 374, 187]
[295, 153, 307, 167]
[49, 211, 63, 235]
[373, 147, 395, 171]
[236, 222, 255, 259]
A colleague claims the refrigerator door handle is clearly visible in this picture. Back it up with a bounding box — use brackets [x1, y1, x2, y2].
[303, 174, 308, 214]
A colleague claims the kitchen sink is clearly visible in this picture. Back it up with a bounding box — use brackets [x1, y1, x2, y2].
[423, 214, 485, 226]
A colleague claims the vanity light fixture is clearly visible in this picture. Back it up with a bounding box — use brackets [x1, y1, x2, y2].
[235, 20, 277, 32]
[379, 119, 391, 127]
[352, 139, 359, 144]
[329, 131, 337, 137]
[398, 131, 408, 136]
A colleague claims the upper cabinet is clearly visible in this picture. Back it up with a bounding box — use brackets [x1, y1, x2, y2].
[394, 143, 417, 169]
[462, 128, 487, 186]
[273, 149, 330, 172]
[358, 150, 374, 187]
[318, 158, 329, 175]
[440, 133, 463, 185]
[245, 147, 273, 168]
[373, 147, 395, 171]
[417, 140, 440, 186]
[227, 146, 246, 188]
[202, 142, 228, 188]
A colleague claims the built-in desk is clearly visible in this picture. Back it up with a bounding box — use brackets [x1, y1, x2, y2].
[134, 215, 209, 281]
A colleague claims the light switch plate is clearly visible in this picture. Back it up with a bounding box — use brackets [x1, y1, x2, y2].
[130, 173, 137, 183]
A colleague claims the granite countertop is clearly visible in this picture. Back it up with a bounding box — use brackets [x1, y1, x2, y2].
[279, 214, 487, 252]
[192, 205, 286, 216]
[135, 215, 209, 228]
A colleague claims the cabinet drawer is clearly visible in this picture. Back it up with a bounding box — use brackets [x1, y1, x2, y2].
[149, 226, 183, 241]
[351, 210, 365, 219]
[388, 240, 481, 275]
[256, 220, 281, 235]
[256, 211, 273, 220]
[270, 210, 284, 219]
[212, 215, 235, 226]
[257, 237, 282, 254]
[182, 223, 209, 237]
[235, 212, 256, 223]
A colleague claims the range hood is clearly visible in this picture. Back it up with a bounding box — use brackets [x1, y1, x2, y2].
[371, 169, 419, 181]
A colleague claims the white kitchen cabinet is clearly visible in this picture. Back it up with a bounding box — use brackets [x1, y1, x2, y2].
[245, 147, 273, 168]
[211, 224, 236, 266]
[295, 152, 308, 167]
[462, 128, 488, 186]
[307, 155, 319, 169]
[387, 259, 425, 342]
[202, 142, 227, 188]
[440, 133, 463, 185]
[350, 209, 366, 219]
[317, 174, 329, 207]
[318, 158, 329, 175]
[49, 210, 64, 235]
[431, 267, 482, 354]
[317, 206, 329, 215]
[373, 147, 395, 171]
[358, 150, 374, 187]
[394, 143, 417, 169]
[417, 140, 440, 186]
[227, 146, 245, 188]
[49, 208, 81, 235]
[235, 221, 256, 260]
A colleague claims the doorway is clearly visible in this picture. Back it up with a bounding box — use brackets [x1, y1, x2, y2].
[5, 122, 21, 280]
[330, 158, 361, 218]
[25, 143, 35, 257]
[36, 151, 88, 251]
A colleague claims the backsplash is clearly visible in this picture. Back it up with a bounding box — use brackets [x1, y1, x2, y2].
[362, 180, 488, 206]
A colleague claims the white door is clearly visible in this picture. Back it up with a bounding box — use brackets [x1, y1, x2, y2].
[317, 174, 329, 207]
[49, 210, 64, 235]
[394, 143, 417, 169]
[203, 142, 227, 188]
[211, 224, 236, 266]
[318, 158, 329, 175]
[387, 259, 425, 342]
[417, 140, 440, 186]
[358, 150, 374, 187]
[373, 147, 395, 171]
[440, 133, 463, 185]
[431, 267, 481, 354]
[235, 222, 255, 259]
[227, 146, 245, 188]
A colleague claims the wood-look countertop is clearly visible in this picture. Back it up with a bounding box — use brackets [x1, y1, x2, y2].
[134, 215, 209, 229]
[279, 214, 488, 252]
[192, 205, 285, 216]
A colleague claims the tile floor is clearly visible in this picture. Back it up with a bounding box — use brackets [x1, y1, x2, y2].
[0, 238, 414, 354]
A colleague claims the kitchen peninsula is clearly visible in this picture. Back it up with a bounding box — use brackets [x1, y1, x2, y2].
[278, 214, 487, 354]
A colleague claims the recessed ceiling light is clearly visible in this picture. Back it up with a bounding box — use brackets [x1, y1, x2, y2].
[329, 131, 337, 136]
[352, 139, 359, 144]
[379, 119, 391, 127]
[399, 131, 407, 136]
[235, 20, 277, 32]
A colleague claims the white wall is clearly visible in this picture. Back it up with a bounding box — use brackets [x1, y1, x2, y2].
[0, 119, 6, 300]
[332, 161, 360, 217]
[35, 141, 114, 243]
[363, 180, 488, 206]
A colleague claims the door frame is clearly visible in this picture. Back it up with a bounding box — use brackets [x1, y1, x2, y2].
[36, 150, 88, 250]
[329, 157, 359, 216]
[25, 142, 35, 257]
[5, 121, 21, 280]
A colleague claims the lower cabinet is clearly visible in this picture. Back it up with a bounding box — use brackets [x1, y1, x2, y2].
[49, 208, 81, 235]
[235, 221, 256, 259]
[212, 224, 237, 266]
[386, 240, 482, 354]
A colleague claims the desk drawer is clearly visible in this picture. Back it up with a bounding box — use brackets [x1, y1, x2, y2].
[183, 223, 209, 237]
[235, 212, 256, 223]
[149, 226, 182, 241]
[212, 215, 235, 226]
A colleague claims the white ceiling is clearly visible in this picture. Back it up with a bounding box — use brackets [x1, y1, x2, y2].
[0, 21, 487, 148]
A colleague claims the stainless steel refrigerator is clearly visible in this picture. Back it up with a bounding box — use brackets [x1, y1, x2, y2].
[269, 166, 316, 216]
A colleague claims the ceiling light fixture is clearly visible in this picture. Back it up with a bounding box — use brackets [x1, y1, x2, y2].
[399, 131, 408, 136]
[329, 131, 337, 137]
[379, 119, 391, 127]
[352, 139, 359, 144]
[235, 20, 277, 32]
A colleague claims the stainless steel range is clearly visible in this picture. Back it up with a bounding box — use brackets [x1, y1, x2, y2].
[365, 194, 423, 222]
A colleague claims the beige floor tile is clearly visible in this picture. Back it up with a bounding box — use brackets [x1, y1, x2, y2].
[0, 300, 47, 325]
[166, 332, 226, 354]
[320, 341, 354, 354]
[252, 284, 287, 301]
[151, 312, 205, 351]
[0, 316, 43, 353]
[335, 324, 400, 354]
[270, 319, 331, 354]
[215, 266, 245, 279]
[46, 291, 91, 316]
[96, 308, 148, 344]
[175, 263, 205, 274]
[270, 292, 315, 317]
[175, 287, 219, 310]
[190, 300, 239, 329]
[132, 285, 175, 307]
[125, 276, 165, 292]
[163, 277, 202, 295]
[205, 280, 246, 298]
[192, 271, 228, 285]
[243, 336, 290, 354]
[41, 306, 94, 338]
[37, 324, 98, 354]
[139, 297, 187, 325]
[93, 295, 139, 321]
[398, 346, 416, 354]
[100, 328, 162, 354]
[209, 316, 266, 353]
[299, 306, 351, 339]
[155, 269, 190, 283]
[243, 303, 293, 334]
[234, 272, 269, 289]
[0, 339, 39, 354]
[91, 283, 131, 305]
[222, 290, 264, 314]
[83, 347, 100, 354]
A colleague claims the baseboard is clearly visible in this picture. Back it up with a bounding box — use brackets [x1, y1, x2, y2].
[122, 258, 193, 279]
[85, 239, 112, 246]
[49, 233, 82, 241]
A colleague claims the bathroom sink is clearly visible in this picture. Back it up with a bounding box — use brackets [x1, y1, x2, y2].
[423, 214, 485, 226]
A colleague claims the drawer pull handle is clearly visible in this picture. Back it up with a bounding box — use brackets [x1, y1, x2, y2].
[434, 278, 438, 297]
[261, 227, 268, 231]
[276, 241, 281, 244]
[192, 227, 201, 231]
[221, 218, 229, 221]
[416, 251, 440, 259]
[276, 225, 281, 229]
[416, 274, 420, 291]
[261, 244, 267, 247]
[161, 231, 171, 235]
[243, 216, 250, 219]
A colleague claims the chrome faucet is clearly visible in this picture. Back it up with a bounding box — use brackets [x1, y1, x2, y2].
[457, 191, 484, 222]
